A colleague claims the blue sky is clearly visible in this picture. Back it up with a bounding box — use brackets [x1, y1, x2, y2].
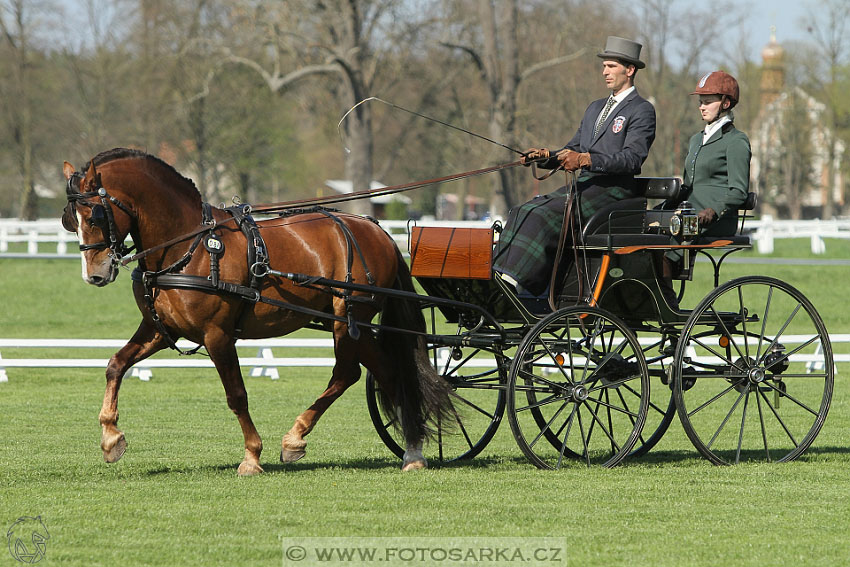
[742, 0, 812, 57]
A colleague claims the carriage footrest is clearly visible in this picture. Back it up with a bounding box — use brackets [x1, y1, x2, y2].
[409, 226, 494, 280]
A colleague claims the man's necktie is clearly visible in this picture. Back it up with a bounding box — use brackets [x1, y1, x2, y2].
[593, 95, 616, 137]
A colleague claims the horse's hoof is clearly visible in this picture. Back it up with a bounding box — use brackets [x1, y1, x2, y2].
[237, 461, 264, 476]
[401, 459, 427, 472]
[102, 434, 127, 463]
[280, 448, 306, 463]
[281, 434, 306, 463]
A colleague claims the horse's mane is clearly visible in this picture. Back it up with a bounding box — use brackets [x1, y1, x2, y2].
[81, 148, 202, 204]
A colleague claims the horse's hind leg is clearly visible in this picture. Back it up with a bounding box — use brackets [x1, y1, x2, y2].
[207, 337, 263, 476]
[281, 323, 373, 463]
[101, 321, 167, 463]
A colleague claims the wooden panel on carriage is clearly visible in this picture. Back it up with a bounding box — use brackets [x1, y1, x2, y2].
[409, 226, 494, 279]
[409, 226, 530, 324]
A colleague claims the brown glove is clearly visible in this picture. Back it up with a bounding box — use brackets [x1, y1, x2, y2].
[556, 149, 592, 172]
[697, 208, 717, 226]
[520, 147, 550, 166]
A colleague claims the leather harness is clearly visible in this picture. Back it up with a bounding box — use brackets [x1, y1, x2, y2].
[129, 204, 381, 354]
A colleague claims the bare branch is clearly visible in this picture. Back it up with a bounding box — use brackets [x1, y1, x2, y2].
[440, 41, 485, 75]
[519, 48, 586, 84]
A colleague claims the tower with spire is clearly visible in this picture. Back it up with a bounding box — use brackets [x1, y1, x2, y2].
[759, 26, 785, 108]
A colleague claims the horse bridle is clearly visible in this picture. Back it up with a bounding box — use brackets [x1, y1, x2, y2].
[65, 172, 137, 259]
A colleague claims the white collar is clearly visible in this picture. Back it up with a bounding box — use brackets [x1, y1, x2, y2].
[703, 115, 732, 143]
[610, 86, 635, 104]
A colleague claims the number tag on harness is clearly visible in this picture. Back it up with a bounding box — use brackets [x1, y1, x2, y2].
[204, 234, 224, 254]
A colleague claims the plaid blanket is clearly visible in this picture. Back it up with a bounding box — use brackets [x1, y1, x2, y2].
[493, 174, 637, 295]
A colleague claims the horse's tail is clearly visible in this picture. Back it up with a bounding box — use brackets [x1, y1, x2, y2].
[376, 246, 454, 445]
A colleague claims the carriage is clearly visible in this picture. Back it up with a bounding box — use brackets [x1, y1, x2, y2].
[365, 176, 834, 469]
[63, 150, 834, 473]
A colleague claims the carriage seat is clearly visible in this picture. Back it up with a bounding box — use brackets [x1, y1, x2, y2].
[688, 191, 758, 247]
[581, 177, 682, 248]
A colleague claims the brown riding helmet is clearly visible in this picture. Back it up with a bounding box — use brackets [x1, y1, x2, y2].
[691, 71, 739, 108]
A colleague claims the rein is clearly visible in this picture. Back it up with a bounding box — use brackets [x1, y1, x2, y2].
[120, 159, 524, 267]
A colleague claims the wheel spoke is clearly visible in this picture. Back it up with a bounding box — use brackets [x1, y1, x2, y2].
[757, 388, 799, 447]
[580, 398, 622, 454]
[737, 285, 750, 360]
[706, 387, 747, 450]
[622, 382, 666, 415]
[589, 392, 642, 419]
[555, 407, 578, 469]
[762, 381, 820, 416]
[708, 304, 747, 362]
[687, 382, 739, 418]
[687, 335, 742, 371]
[577, 409, 590, 466]
[587, 375, 638, 392]
[516, 392, 561, 413]
[452, 393, 498, 419]
[736, 389, 750, 464]
[516, 365, 565, 391]
[755, 387, 771, 461]
[761, 335, 820, 371]
[755, 286, 774, 361]
[529, 400, 570, 449]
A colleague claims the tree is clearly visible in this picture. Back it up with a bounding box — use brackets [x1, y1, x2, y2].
[439, 0, 584, 214]
[803, 0, 850, 217]
[1, 0, 38, 219]
[196, 0, 433, 214]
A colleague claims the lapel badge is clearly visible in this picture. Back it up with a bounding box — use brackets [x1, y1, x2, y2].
[612, 116, 626, 134]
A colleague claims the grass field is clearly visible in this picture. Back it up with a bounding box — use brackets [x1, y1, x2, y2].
[0, 255, 848, 566]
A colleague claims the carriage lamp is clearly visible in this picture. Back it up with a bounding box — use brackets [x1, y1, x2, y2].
[677, 201, 699, 237]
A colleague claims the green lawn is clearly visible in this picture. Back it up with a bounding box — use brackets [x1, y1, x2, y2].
[0, 256, 847, 566]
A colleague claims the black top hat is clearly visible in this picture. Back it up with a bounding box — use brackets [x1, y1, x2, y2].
[597, 36, 645, 69]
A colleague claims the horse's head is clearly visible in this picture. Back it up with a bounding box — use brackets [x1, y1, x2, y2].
[62, 160, 135, 286]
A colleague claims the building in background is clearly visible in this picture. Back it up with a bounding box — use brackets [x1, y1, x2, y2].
[750, 28, 845, 219]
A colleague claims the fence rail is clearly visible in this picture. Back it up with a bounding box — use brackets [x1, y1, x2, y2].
[3, 217, 849, 259]
[1, 335, 845, 383]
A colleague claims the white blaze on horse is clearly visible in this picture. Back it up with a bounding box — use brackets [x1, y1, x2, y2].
[62, 148, 453, 475]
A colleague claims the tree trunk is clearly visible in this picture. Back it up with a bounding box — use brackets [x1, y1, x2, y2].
[4, 0, 38, 220]
[479, 0, 520, 216]
[342, 97, 374, 216]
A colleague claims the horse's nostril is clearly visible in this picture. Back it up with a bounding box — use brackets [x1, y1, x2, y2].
[89, 275, 105, 286]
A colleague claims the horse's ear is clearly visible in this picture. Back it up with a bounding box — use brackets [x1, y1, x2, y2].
[85, 161, 101, 189]
[63, 161, 75, 180]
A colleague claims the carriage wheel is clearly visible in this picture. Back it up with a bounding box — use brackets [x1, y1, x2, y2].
[366, 312, 507, 463]
[507, 306, 649, 469]
[673, 276, 833, 465]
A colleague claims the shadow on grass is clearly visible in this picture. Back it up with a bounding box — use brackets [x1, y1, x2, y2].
[140, 446, 850, 477]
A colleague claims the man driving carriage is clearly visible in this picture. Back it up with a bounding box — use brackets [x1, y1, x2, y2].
[493, 36, 656, 297]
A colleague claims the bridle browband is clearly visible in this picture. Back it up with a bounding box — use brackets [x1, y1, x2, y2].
[65, 172, 137, 259]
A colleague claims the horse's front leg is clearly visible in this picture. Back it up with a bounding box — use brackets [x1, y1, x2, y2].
[206, 336, 263, 476]
[101, 321, 167, 463]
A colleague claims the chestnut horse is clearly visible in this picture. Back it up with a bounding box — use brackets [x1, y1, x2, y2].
[61, 148, 452, 475]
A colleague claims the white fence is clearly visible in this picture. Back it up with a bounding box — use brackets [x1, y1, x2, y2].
[0, 218, 493, 259]
[1, 335, 845, 383]
[3, 217, 849, 258]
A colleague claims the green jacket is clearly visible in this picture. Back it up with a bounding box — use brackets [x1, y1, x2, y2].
[681, 121, 751, 236]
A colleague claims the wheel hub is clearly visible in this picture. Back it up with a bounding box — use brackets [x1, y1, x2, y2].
[571, 385, 589, 402]
[748, 367, 766, 384]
